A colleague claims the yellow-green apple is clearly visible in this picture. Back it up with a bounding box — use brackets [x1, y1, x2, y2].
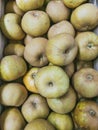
[21, 94, 50, 122]
[4, 43, 24, 57]
[47, 87, 77, 114]
[48, 20, 75, 39]
[62, 0, 87, 8]
[5, 0, 24, 16]
[71, 3, 98, 31]
[21, 10, 50, 37]
[0, 55, 27, 81]
[73, 68, 98, 98]
[46, 33, 78, 66]
[73, 100, 98, 130]
[48, 112, 74, 130]
[0, 108, 26, 130]
[0, 13, 25, 40]
[46, 0, 70, 23]
[0, 83, 28, 106]
[16, 0, 45, 12]
[24, 37, 49, 67]
[24, 118, 56, 130]
[35, 65, 69, 98]
[75, 31, 98, 61]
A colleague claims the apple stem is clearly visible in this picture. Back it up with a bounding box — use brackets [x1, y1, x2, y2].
[89, 109, 96, 117]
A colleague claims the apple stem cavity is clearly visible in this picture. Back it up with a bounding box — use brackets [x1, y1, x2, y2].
[87, 74, 93, 80]
[48, 82, 53, 87]
[32, 73, 36, 78]
[89, 109, 96, 117]
[87, 43, 93, 48]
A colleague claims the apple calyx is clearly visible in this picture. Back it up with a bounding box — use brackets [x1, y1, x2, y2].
[89, 109, 96, 117]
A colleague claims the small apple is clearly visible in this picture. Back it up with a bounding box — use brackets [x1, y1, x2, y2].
[73, 100, 98, 130]
[71, 3, 98, 31]
[0, 108, 26, 130]
[24, 118, 56, 130]
[46, 0, 70, 23]
[48, 112, 74, 130]
[21, 10, 50, 37]
[73, 68, 98, 98]
[35, 65, 69, 98]
[4, 43, 24, 57]
[47, 87, 77, 114]
[24, 37, 49, 67]
[21, 94, 50, 122]
[75, 31, 98, 61]
[46, 33, 78, 66]
[5, 0, 24, 16]
[48, 20, 75, 39]
[0, 13, 25, 40]
[16, 0, 45, 12]
[23, 67, 39, 93]
[0, 83, 28, 106]
[0, 55, 27, 81]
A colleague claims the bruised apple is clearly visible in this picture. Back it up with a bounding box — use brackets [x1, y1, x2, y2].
[73, 100, 98, 130]
[0, 55, 27, 81]
[35, 65, 69, 98]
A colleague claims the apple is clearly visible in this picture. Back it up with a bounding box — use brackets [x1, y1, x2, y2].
[5, 0, 24, 16]
[0, 83, 28, 107]
[46, 0, 70, 23]
[0, 13, 25, 40]
[47, 20, 75, 39]
[16, 0, 45, 12]
[48, 112, 74, 130]
[71, 3, 98, 31]
[21, 94, 50, 122]
[0, 108, 26, 130]
[73, 100, 98, 130]
[47, 87, 77, 114]
[75, 31, 98, 61]
[24, 118, 56, 130]
[73, 68, 98, 98]
[0, 55, 27, 81]
[21, 10, 50, 37]
[46, 33, 78, 66]
[4, 43, 24, 57]
[23, 67, 39, 93]
[62, 0, 87, 8]
[24, 37, 49, 67]
[35, 65, 69, 98]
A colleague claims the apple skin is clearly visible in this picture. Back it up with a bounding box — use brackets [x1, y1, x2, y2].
[35, 65, 69, 98]
[21, 10, 50, 37]
[48, 20, 75, 39]
[0, 83, 28, 107]
[46, 0, 70, 23]
[73, 100, 98, 130]
[0, 108, 26, 130]
[46, 33, 78, 66]
[24, 118, 56, 130]
[48, 112, 74, 130]
[71, 3, 98, 31]
[0, 55, 27, 81]
[75, 31, 98, 61]
[0, 13, 25, 40]
[72, 68, 98, 98]
[47, 87, 77, 114]
[5, 0, 24, 16]
[16, 0, 45, 12]
[21, 94, 50, 122]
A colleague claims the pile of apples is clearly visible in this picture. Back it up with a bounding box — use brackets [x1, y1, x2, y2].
[0, 0, 98, 130]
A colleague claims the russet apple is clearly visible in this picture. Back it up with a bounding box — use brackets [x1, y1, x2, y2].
[21, 94, 50, 122]
[35, 65, 69, 98]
